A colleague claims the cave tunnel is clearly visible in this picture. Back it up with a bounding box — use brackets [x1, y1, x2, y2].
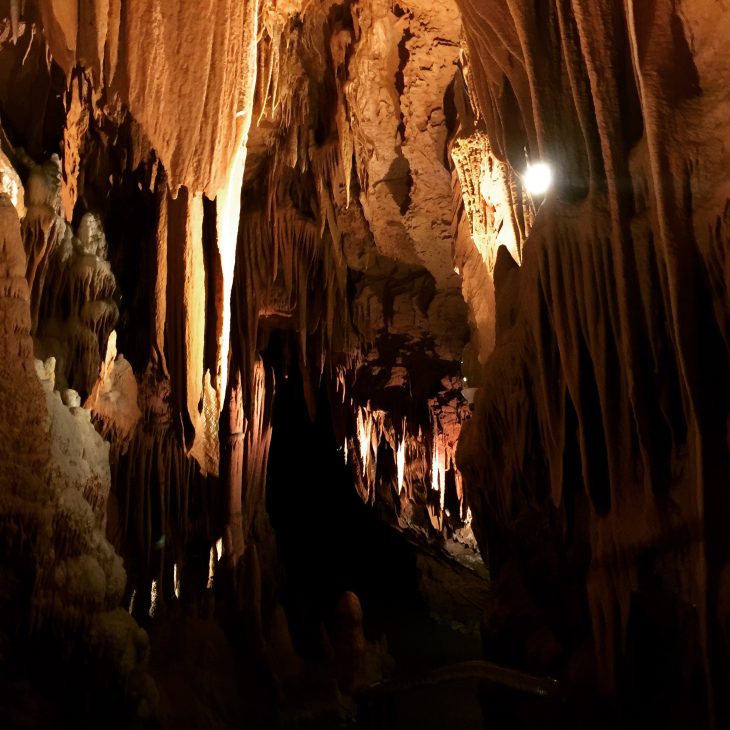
[0, 1, 729, 729]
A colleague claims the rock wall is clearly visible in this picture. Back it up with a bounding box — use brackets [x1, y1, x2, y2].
[456, 0, 730, 723]
[0, 193, 156, 726]
[1, 0, 482, 649]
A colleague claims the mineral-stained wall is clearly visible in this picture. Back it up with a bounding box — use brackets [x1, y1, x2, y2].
[1, 1, 482, 723]
[456, 0, 730, 724]
[0, 0, 728, 725]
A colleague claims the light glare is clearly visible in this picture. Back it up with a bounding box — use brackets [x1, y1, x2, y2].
[524, 162, 553, 195]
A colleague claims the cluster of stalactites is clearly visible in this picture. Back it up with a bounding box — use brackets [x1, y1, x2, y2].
[455, 0, 730, 697]
[347, 402, 388, 503]
[223, 359, 274, 568]
[344, 388, 472, 537]
[120, 359, 274, 619]
[233, 203, 351, 392]
[450, 132, 525, 273]
[36, 0, 259, 196]
[110, 0, 359, 579]
[20, 155, 119, 394]
[427, 383, 472, 530]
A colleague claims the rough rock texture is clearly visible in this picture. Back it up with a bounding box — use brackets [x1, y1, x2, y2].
[0, 194, 156, 727]
[1, 0, 728, 726]
[37, 0, 258, 196]
[456, 0, 730, 723]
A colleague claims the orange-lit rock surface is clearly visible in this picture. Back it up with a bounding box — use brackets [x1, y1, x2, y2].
[456, 0, 730, 721]
[38, 0, 257, 196]
[0, 0, 728, 726]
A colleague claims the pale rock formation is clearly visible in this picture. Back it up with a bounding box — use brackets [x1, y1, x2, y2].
[0, 193, 156, 725]
[0, 145, 23, 216]
[85, 330, 142, 449]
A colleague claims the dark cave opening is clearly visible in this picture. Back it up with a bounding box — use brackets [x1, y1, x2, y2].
[263, 330, 424, 658]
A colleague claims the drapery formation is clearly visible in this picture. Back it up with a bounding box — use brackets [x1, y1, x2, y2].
[457, 0, 730, 718]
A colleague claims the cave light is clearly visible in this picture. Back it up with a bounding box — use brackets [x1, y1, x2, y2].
[173, 563, 180, 599]
[523, 162, 553, 195]
[216, 537, 223, 561]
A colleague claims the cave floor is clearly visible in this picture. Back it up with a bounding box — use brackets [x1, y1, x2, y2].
[147, 531, 492, 730]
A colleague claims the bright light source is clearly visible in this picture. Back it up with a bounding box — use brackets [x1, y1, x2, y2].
[523, 162, 553, 195]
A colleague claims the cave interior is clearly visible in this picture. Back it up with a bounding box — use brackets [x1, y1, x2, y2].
[0, 1, 729, 729]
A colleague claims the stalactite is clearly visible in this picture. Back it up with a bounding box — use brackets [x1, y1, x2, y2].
[343, 380, 473, 546]
[60, 70, 90, 221]
[109, 361, 221, 611]
[161, 186, 220, 475]
[213, 0, 259, 411]
[240, 359, 274, 549]
[151, 172, 168, 375]
[38, 0, 259, 194]
[85, 330, 141, 448]
[451, 132, 523, 272]
[396, 426, 406, 495]
[222, 370, 246, 565]
[21, 156, 65, 333]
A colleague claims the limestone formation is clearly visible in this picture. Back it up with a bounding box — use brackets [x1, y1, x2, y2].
[0, 1, 727, 727]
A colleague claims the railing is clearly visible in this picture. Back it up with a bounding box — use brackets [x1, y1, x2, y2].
[356, 659, 561, 729]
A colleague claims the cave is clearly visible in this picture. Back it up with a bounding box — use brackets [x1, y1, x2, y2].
[0, 1, 728, 729]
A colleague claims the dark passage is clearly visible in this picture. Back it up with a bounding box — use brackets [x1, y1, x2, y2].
[265, 331, 423, 656]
